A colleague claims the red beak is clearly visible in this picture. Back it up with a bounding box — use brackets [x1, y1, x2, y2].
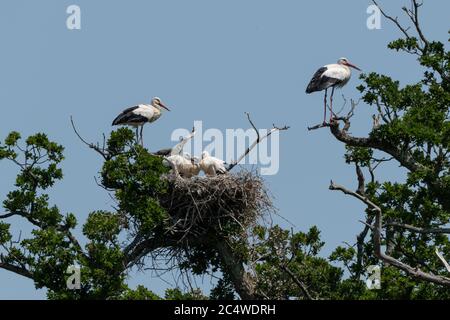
[345, 61, 362, 71]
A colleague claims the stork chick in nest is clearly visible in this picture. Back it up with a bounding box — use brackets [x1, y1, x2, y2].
[164, 154, 200, 178]
[200, 151, 227, 176]
[185, 154, 201, 178]
[162, 126, 201, 178]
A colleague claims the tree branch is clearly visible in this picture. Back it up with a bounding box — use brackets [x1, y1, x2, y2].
[215, 240, 258, 300]
[372, 0, 412, 41]
[435, 249, 450, 273]
[355, 163, 365, 196]
[373, 0, 429, 54]
[70, 116, 110, 160]
[355, 216, 373, 279]
[0, 259, 33, 280]
[280, 264, 314, 300]
[329, 180, 450, 287]
[329, 121, 423, 172]
[1, 207, 89, 262]
[403, 0, 429, 48]
[227, 113, 289, 172]
[0, 212, 15, 219]
[386, 222, 450, 234]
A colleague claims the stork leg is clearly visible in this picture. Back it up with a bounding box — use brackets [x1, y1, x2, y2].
[323, 88, 328, 125]
[135, 127, 139, 144]
[140, 125, 144, 146]
[330, 86, 335, 122]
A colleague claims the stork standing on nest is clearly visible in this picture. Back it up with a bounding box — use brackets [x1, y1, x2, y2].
[112, 97, 170, 145]
[200, 151, 227, 176]
[306, 58, 361, 124]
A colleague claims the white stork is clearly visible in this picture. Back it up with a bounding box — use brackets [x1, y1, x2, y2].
[112, 97, 170, 145]
[199, 151, 227, 176]
[306, 58, 361, 124]
[184, 154, 201, 178]
[164, 154, 199, 178]
[162, 129, 201, 178]
[163, 154, 200, 178]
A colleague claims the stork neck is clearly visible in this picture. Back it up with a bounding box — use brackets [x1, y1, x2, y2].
[152, 104, 165, 113]
[340, 64, 351, 72]
[152, 106, 162, 119]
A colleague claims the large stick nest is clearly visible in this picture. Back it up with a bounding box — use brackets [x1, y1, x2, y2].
[160, 170, 272, 241]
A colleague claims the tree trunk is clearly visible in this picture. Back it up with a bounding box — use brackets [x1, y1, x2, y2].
[215, 241, 258, 300]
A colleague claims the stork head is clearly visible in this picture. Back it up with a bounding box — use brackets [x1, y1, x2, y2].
[151, 97, 170, 111]
[201, 151, 210, 159]
[191, 156, 200, 165]
[338, 57, 361, 71]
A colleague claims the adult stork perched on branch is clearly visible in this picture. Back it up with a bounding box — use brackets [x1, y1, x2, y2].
[306, 58, 361, 124]
[112, 97, 170, 145]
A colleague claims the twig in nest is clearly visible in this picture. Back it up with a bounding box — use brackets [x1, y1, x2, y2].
[160, 170, 273, 243]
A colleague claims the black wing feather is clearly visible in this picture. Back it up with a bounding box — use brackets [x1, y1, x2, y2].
[112, 106, 148, 126]
[305, 67, 340, 93]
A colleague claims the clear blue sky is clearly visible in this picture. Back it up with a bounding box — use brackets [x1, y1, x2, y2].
[0, 0, 448, 299]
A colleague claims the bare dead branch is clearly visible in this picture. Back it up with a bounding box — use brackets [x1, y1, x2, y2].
[333, 94, 348, 116]
[227, 113, 289, 172]
[329, 180, 450, 287]
[355, 163, 365, 196]
[403, 0, 429, 47]
[372, 0, 412, 41]
[435, 249, 450, 273]
[70, 116, 110, 160]
[307, 122, 330, 131]
[386, 222, 450, 234]
[373, 0, 429, 55]
[246, 112, 260, 143]
[308, 98, 359, 132]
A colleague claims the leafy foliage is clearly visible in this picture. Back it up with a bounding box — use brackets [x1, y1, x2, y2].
[0, 1, 449, 300]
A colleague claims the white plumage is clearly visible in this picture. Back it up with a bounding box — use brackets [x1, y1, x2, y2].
[163, 154, 201, 178]
[185, 155, 201, 178]
[319, 63, 352, 88]
[127, 104, 161, 125]
[112, 97, 170, 145]
[199, 151, 227, 176]
[306, 58, 361, 124]
[162, 130, 201, 179]
[164, 154, 200, 178]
